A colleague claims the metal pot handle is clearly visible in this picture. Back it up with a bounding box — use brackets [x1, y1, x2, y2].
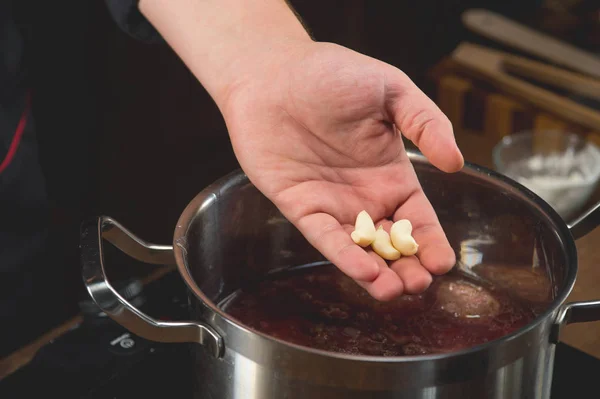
[567, 201, 600, 240]
[80, 216, 224, 358]
[551, 300, 600, 344]
[550, 207, 600, 343]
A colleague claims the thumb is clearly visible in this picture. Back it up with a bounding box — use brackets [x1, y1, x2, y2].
[386, 71, 464, 173]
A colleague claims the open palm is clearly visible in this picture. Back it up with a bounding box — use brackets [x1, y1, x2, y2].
[221, 42, 464, 300]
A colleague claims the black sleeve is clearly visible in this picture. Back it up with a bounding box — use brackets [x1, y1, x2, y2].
[104, 0, 163, 43]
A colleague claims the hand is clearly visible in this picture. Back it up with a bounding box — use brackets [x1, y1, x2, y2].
[220, 42, 464, 300]
[140, 0, 464, 300]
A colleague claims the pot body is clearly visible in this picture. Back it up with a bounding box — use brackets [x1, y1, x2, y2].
[190, 308, 557, 399]
[173, 153, 576, 399]
[81, 152, 600, 399]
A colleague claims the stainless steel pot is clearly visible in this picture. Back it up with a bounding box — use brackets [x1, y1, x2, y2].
[81, 151, 600, 398]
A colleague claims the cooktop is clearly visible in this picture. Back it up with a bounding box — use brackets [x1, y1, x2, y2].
[1, 270, 598, 398]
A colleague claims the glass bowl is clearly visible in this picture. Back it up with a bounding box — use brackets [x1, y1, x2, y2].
[492, 130, 600, 221]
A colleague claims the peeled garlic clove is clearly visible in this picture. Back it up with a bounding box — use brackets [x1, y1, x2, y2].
[372, 226, 401, 261]
[390, 219, 419, 256]
[351, 210, 377, 247]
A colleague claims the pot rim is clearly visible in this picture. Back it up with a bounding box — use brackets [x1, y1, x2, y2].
[173, 151, 578, 363]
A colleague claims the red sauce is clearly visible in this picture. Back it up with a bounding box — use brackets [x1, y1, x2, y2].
[221, 264, 547, 356]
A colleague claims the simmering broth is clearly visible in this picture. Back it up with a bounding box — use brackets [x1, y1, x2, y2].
[221, 263, 549, 356]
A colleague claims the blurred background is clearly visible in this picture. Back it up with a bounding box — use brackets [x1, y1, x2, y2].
[3, 0, 600, 361]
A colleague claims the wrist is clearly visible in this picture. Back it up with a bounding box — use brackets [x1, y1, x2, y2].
[139, 0, 313, 109]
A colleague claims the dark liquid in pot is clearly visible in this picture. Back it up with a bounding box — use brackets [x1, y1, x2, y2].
[220, 263, 548, 356]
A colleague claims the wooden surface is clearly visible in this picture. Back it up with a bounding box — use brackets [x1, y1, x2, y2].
[450, 42, 600, 132]
[429, 58, 597, 141]
[455, 128, 600, 359]
[461, 9, 600, 80]
[501, 54, 600, 101]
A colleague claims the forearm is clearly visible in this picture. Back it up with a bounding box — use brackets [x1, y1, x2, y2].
[139, 0, 312, 108]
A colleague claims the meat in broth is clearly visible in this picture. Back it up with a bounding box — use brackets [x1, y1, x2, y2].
[221, 263, 549, 356]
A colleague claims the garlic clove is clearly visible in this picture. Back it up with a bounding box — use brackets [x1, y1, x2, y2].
[372, 226, 401, 261]
[351, 210, 377, 247]
[390, 219, 419, 256]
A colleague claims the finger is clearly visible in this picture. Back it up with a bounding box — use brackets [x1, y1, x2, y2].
[389, 256, 433, 294]
[357, 251, 404, 301]
[369, 220, 433, 294]
[385, 71, 464, 173]
[297, 212, 380, 282]
[393, 189, 456, 275]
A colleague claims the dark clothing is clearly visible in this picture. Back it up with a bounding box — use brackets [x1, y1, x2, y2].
[105, 0, 162, 43]
[1, 1, 157, 108]
[0, 0, 159, 357]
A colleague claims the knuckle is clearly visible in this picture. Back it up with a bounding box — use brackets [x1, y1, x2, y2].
[403, 109, 436, 144]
